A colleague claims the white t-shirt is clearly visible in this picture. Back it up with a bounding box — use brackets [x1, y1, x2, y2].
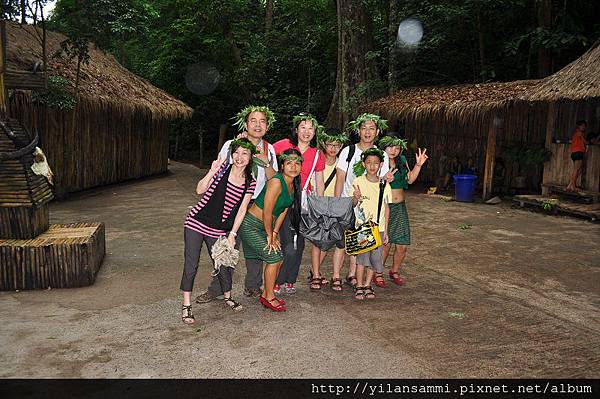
[336, 144, 389, 197]
[219, 139, 278, 199]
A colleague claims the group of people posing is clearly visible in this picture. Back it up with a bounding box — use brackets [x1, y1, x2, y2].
[180, 106, 428, 324]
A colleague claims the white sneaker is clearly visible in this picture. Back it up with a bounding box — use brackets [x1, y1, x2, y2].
[274, 284, 282, 294]
[284, 283, 296, 294]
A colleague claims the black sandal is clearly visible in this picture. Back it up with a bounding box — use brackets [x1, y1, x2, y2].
[354, 286, 365, 300]
[331, 277, 343, 292]
[182, 304, 195, 324]
[363, 286, 375, 299]
[345, 275, 357, 287]
[224, 297, 243, 312]
[309, 278, 322, 291]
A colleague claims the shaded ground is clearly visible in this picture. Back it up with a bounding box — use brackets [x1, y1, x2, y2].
[1, 161, 598, 378]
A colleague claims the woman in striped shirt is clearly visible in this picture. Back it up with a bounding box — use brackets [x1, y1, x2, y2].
[180, 139, 257, 324]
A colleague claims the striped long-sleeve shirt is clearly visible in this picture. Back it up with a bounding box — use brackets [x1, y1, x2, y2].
[185, 166, 256, 238]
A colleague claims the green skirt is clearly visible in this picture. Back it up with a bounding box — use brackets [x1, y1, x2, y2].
[239, 213, 284, 264]
[388, 202, 411, 245]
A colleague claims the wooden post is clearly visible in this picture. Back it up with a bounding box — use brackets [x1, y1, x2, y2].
[218, 123, 227, 152]
[541, 102, 555, 195]
[0, 19, 7, 118]
[482, 116, 498, 201]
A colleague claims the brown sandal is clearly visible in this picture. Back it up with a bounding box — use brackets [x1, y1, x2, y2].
[331, 277, 343, 291]
[181, 304, 195, 324]
[345, 275, 357, 288]
[309, 278, 322, 291]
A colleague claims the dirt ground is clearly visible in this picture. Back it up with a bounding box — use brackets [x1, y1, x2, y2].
[0, 161, 598, 378]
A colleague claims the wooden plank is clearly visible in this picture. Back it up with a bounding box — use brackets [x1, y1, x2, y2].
[482, 120, 496, 200]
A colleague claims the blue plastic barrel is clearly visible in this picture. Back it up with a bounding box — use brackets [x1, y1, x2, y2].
[453, 174, 477, 202]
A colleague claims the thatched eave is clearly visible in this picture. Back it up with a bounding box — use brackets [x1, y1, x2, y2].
[360, 80, 540, 122]
[5, 21, 193, 120]
[520, 40, 600, 102]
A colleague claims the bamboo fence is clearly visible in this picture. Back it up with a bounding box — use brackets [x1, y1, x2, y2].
[8, 91, 172, 195]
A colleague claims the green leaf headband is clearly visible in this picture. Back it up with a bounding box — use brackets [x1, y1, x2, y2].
[348, 113, 388, 133]
[378, 136, 407, 151]
[232, 105, 276, 132]
[230, 138, 258, 155]
[279, 153, 304, 163]
[292, 114, 319, 131]
[353, 148, 385, 177]
[317, 128, 349, 148]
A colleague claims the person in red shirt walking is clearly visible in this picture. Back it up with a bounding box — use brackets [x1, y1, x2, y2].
[567, 120, 588, 191]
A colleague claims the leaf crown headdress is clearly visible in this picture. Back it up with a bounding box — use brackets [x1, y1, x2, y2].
[348, 113, 388, 133]
[292, 113, 319, 131]
[229, 138, 258, 155]
[353, 147, 385, 177]
[232, 105, 276, 132]
[378, 135, 407, 151]
[317, 127, 349, 149]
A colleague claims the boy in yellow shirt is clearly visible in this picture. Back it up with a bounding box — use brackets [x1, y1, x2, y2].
[351, 148, 392, 299]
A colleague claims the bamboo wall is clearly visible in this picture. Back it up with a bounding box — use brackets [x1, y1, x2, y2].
[386, 101, 549, 191]
[543, 143, 600, 191]
[7, 91, 171, 196]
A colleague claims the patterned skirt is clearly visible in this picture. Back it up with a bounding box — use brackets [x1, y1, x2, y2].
[388, 202, 411, 245]
[239, 213, 284, 264]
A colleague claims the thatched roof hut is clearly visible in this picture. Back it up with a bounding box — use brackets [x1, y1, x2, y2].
[3, 21, 193, 196]
[520, 41, 600, 194]
[521, 40, 600, 102]
[360, 80, 545, 197]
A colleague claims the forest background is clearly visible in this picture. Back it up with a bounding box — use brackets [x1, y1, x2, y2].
[3, 0, 600, 163]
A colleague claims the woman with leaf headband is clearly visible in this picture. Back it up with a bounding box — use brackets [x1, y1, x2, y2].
[330, 113, 393, 292]
[196, 106, 279, 304]
[378, 134, 428, 287]
[238, 148, 303, 311]
[271, 113, 326, 295]
[180, 138, 257, 324]
[307, 127, 348, 290]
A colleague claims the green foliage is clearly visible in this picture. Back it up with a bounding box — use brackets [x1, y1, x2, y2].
[48, 0, 600, 162]
[505, 144, 551, 174]
[32, 76, 76, 110]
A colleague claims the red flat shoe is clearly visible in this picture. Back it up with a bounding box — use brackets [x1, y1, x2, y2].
[259, 291, 285, 305]
[389, 271, 404, 286]
[373, 273, 386, 288]
[259, 296, 286, 312]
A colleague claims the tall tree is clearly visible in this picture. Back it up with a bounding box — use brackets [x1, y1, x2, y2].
[536, 0, 552, 77]
[326, 0, 376, 129]
[387, 0, 398, 94]
[265, 0, 273, 32]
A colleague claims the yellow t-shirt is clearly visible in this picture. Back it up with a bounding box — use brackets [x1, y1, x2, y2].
[353, 175, 392, 232]
[323, 162, 337, 197]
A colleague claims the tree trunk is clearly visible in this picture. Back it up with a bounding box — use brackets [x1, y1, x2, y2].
[265, 0, 274, 32]
[387, 0, 398, 94]
[536, 0, 552, 78]
[475, 6, 487, 82]
[326, 0, 376, 129]
[21, 0, 27, 24]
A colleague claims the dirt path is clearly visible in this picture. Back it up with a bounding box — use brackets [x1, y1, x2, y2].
[0, 162, 598, 378]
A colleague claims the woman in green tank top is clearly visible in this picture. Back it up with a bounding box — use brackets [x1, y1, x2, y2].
[377, 135, 428, 287]
[239, 148, 303, 311]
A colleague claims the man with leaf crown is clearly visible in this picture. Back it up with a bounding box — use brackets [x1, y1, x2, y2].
[329, 113, 393, 292]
